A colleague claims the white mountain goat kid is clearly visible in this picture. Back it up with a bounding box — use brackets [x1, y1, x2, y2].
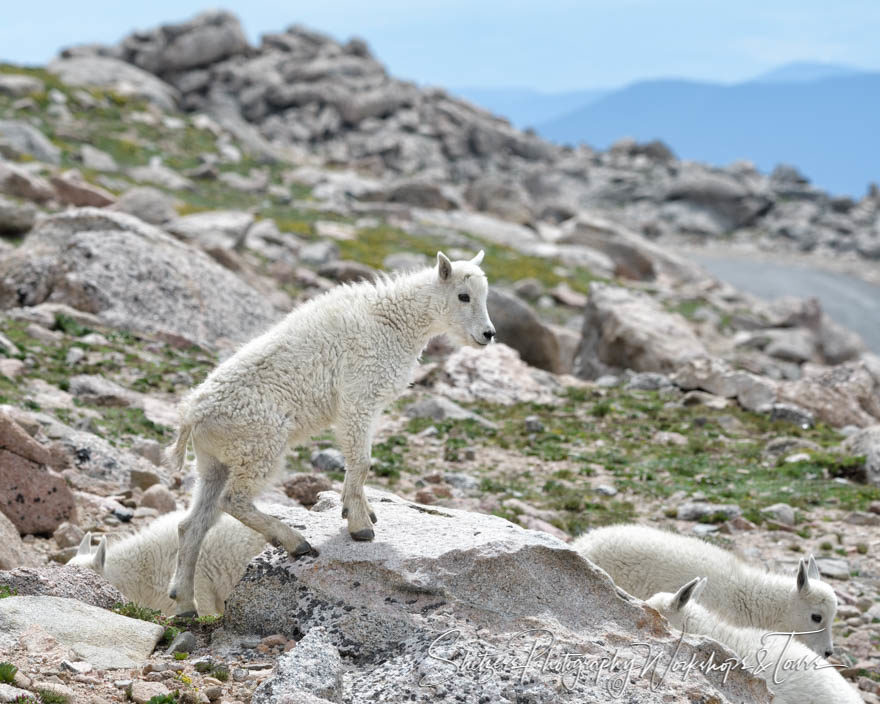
[646, 578, 862, 704]
[68, 511, 266, 616]
[167, 251, 495, 615]
[575, 524, 837, 656]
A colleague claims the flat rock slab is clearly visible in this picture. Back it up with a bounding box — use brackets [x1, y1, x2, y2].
[225, 490, 771, 703]
[0, 596, 163, 669]
[0, 565, 124, 609]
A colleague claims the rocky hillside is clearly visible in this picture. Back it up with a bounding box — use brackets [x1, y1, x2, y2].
[46, 10, 880, 262]
[0, 10, 879, 704]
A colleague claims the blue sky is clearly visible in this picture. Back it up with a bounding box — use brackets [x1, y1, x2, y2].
[2, 1, 880, 91]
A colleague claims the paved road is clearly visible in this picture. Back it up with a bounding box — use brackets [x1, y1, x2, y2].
[693, 254, 880, 354]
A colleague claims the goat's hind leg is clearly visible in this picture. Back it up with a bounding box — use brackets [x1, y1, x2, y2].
[168, 451, 228, 616]
[222, 470, 316, 558]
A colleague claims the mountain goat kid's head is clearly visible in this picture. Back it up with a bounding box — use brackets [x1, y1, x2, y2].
[67, 532, 108, 574]
[435, 250, 495, 349]
[788, 555, 837, 658]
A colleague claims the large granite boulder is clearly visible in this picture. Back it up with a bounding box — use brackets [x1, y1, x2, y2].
[0, 410, 76, 535]
[0, 596, 163, 669]
[487, 289, 563, 373]
[225, 490, 770, 703]
[0, 208, 280, 349]
[0, 510, 30, 569]
[777, 361, 880, 428]
[841, 425, 880, 486]
[0, 565, 124, 609]
[576, 283, 707, 378]
[49, 55, 181, 111]
[673, 357, 778, 413]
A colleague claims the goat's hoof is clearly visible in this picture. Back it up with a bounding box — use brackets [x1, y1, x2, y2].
[174, 610, 197, 621]
[341, 507, 348, 519]
[369, 511, 377, 524]
[350, 527, 375, 542]
[292, 540, 318, 558]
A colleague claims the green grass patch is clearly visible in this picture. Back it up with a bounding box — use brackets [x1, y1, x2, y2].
[0, 662, 17, 683]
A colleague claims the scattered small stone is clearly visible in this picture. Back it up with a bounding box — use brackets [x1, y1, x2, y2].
[32, 681, 75, 703]
[140, 483, 177, 514]
[414, 489, 436, 505]
[310, 448, 345, 472]
[114, 680, 133, 689]
[65, 347, 86, 366]
[191, 657, 215, 673]
[769, 402, 815, 429]
[869, 501, 880, 515]
[299, 240, 340, 267]
[130, 467, 163, 491]
[403, 396, 497, 429]
[724, 515, 757, 532]
[513, 277, 544, 300]
[677, 502, 742, 522]
[130, 680, 171, 704]
[60, 660, 92, 675]
[131, 441, 164, 468]
[53, 521, 85, 549]
[166, 630, 197, 655]
[653, 430, 688, 446]
[524, 415, 544, 433]
[681, 390, 729, 409]
[692, 524, 718, 536]
[761, 503, 795, 526]
[0, 358, 24, 379]
[813, 556, 851, 580]
[443, 473, 479, 491]
[846, 511, 880, 527]
[594, 375, 621, 388]
[111, 506, 133, 523]
[595, 485, 618, 497]
[283, 473, 333, 507]
[784, 452, 812, 463]
[625, 372, 672, 391]
[260, 633, 287, 649]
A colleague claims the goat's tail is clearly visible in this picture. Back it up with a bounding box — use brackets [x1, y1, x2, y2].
[167, 420, 193, 472]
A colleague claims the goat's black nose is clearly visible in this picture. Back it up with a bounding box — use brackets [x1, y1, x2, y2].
[483, 328, 496, 341]
[825, 649, 833, 658]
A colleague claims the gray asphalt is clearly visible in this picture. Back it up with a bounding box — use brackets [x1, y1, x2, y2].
[692, 254, 880, 354]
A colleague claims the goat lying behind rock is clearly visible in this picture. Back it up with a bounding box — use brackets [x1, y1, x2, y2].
[647, 578, 862, 704]
[68, 510, 265, 616]
[575, 524, 838, 656]
[167, 251, 495, 615]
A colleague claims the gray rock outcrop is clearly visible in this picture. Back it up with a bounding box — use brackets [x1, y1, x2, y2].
[0, 208, 280, 349]
[0, 596, 163, 669]
[576, 283, 707, 378]
[224, 490, 770, 703]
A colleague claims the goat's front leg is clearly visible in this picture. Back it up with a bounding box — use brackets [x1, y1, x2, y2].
[337, 407, 379, 541]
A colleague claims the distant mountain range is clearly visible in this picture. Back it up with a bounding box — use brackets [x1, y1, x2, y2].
[454, 63, 880, 197]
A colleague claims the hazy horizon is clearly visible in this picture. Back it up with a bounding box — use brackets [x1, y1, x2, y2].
[2, 1, 880, 92]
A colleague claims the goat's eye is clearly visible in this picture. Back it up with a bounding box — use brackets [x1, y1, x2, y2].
[458, 293, 470, 303]
[811, 614, 822, 623]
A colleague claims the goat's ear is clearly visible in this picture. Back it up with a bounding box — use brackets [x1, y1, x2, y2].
[692, 577, 707, 602]
[673, 577, 703, 611]
[807, 554, 820, 580]
[470, 250, 485, 266]
[437, 251, 452, 281]
[94, 536, 108, 571]
[797, 558, 810, 593]
[77, 532, 92, 556]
